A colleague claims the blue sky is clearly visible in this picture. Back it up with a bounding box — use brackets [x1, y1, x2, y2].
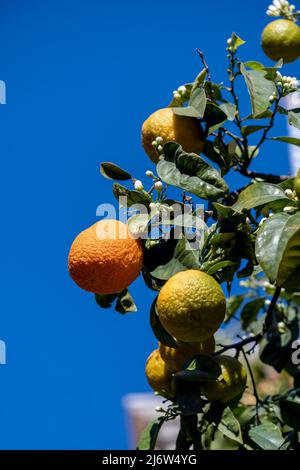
[0, 0, 297, 449]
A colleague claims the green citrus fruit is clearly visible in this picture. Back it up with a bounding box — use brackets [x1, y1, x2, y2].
[201, 355, 247, 403]
[159, 337, 215, 372]
[145, 349, 174, 398]
[261, 20, 300, 63]
[157, 270, 226, 342]
[141, 107, 204, 163]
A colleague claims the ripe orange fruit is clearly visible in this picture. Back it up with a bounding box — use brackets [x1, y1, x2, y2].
[145, 349, 174, 399]
[157, 270, 226, 342]
[141, 107, 204, 163]
[261, 20, 300, 63]
[68, 219, 143, 294]
[201, 355, 247, 403]
[159, 337, 215, 372]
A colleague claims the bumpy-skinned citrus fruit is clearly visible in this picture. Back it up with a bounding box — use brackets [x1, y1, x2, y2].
[294, 168, 300, 198]
[141, 107, 204, 163]
[159, 337, 215, 372]
[201, 355, 247, 403]
[68, 219, 143, 294]
[261, 20, 300, 63]
[145, 349, 174, 398]
[157, 270, 226, 342]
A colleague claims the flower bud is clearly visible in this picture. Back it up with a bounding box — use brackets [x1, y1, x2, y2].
[134, 180, 144, 191]
[154, 181, 163, 191]
[156, 136, 164, 144]
[145, 170, 154, 178]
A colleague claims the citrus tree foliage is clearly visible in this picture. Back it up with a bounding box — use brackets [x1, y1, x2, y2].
[96, 12, 300, 450]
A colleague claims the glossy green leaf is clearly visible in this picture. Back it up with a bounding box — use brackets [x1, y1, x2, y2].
[217, 407, 243, 444]
[151, 237, 200, 280]
[248, 422, 285, 450]
[100, 162, 131, 181]
[189, 87, 207, 118]
[229, 32, 246, 51]
[270, 136, 300, 147]
[225, 294, 244, 322]
[157, 142, 228, 200]
[280, 399, 300, 431]
[95, 293, 118, 309]
[240, 64, 276, 118]
[150, 297, 177, 348]
[288, 110, 300, 130]
[241, 125, 267, 136]
[172, 106, 202, 118]
[112, 183, 152, 207]
[233, 183, 290, 212]
[190, 69, 207, 95]
[219, 102, 236, 121]
[255, 212, 300, 287]
[243, 61, 264, 70]
[137, 418, 165, 450]
[240, 297, 265, 330]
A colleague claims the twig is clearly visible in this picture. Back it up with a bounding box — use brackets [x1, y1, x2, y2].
[248, 98, 280, 161]
[239, 345, 261, 423]
[196, 48, 213, 99]
[214, 333, 263, 356]
[239, 169, 289, 184]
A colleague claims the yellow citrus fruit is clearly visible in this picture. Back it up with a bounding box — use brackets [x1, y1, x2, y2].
[261, 20, 300, 63]
[145, 349, 174, 398]
[294, 168, 300, 198]
[68, 219, 143, 294]
[141, 107, 204, 163]
[157, 270, 226, 342]
[201, 355, 247, 403]
[159, 337, 215, 372]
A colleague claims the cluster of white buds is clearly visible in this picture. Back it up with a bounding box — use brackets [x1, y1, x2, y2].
[266, 0, 296, 18]
[276, 72, 299, 94]
[284, 188, 298, 199]
[134, 179, 144, 191]
[151, 136, 164, 154]
[172, 85, 187, 100]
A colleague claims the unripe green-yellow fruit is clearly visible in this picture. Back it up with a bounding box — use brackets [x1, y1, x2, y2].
[261, 20, 300, 63]
[201, 355, 247, 403]
[145, 349, 174, 399]
[159, 337, 215, 372]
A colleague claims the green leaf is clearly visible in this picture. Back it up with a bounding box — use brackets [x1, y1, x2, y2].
[189, 87, 207, 118]
[243, 110, 273, 120]
[243, 61, 264, 70]
[112, 183, 152, 207]
[248, 422, 285, 450]
[255, 212, 300, 288]
[100, 162, 132, 181]
[157, 142, 228, 200]
[95, 293, 118, 309]
[206, 260, 235, 275]
[219, 102, 236, 121]
[151, 237, 200, 281]
[190, 69, 207, 95]
[280, 399, 300, 431]
[175, 355, 221, 382]
[288, 110, 300, 130]
[149, 297, 177, 348]
[229, 32, 246, 51]
[233, 183, 290, 212]
[204, 103, 228, 133]
[115, 289, 137, 314]
[217, 407, 243, 444]
[240, 63, 276, 118]
[270, 136, 300, 147]
[241, 125, 267, 137]
[202, 140, 227, 169]
[225, 294, 244, 322]
[137, 418, 165, 450]
[172, 106, 202, 118]
[240, 297, 265, 330]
